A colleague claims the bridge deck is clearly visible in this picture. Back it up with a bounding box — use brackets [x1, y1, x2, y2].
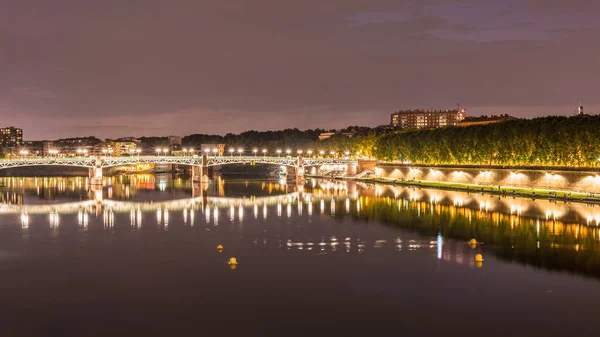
[0, 156, 358, 169]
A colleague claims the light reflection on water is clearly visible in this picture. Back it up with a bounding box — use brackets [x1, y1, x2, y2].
[3, 175, 600, 335]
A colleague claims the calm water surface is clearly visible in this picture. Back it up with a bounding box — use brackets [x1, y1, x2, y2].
[1, 174, 600, 336]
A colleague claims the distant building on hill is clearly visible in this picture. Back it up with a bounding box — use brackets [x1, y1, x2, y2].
[168, 136, 182, 146]
[318, 132, 355, 140]
[390, 108, 467, 129]
[0, 126, 23, 147]
[457, 114, 518, 127]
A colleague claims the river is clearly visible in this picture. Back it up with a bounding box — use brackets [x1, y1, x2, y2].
[0, 174, 599, 336]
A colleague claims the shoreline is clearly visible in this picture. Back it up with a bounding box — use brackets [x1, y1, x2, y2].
[314, 175, 600, 205]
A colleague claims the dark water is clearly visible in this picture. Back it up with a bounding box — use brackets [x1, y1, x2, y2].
[1, 175, 600, 336]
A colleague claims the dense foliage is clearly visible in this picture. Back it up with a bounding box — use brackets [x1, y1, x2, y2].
[374, 115, 600, 167]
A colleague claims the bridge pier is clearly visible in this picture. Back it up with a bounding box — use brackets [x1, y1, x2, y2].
[296, 156, 305, 183]
[88, 157, 103, 185]
[191, 162, 209, 183]
[346, 164, 357, 176]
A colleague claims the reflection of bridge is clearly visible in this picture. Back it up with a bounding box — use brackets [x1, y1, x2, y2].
[0, 155, 358, 184]
[0, 192, 352, 215]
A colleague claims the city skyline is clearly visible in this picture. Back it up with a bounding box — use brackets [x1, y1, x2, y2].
[3, 0, 599, 139]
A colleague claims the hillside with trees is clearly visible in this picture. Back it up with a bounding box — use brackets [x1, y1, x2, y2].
[374, 115, 600, 167]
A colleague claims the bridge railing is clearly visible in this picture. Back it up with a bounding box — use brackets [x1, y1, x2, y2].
[0, 155, 358, 169]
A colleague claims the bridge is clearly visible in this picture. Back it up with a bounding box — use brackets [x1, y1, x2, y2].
[0, 155, 358, 184]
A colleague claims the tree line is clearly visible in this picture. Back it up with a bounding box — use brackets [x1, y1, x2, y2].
[373, 115, 600, 167]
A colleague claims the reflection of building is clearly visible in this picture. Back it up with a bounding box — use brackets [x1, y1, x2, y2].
[201, 144, 226, 156]
[0, 126, 23, 147]
[457, 114, 517, 127]
[391, 109, 467, 129]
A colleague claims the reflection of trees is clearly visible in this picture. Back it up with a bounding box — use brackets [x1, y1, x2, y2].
[334, 198, 600, 279]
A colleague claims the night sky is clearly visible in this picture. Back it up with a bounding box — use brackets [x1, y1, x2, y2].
[2, 0, 599, 139]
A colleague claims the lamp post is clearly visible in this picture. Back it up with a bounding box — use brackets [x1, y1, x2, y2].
[319, 150, 324, 157]
[212, 148, 218, 156]
[136, 148, 141, 157]
[237, 149, 243, 157]
[162, 148, 168, 156]
[262, 149, 267, 157]
[102, 149, 108, 158]
[183, 148, 188, 156]
[307, 150, 313, 158]
[276, 149, 282, 157]
[229, 148, 234, 156]
[297, 150, 303, 155]
[253, 149, 258, 157]
[108, 148, 113, 157]
[156, 148, 161, 156]
[285, 149, 291, 157]
[330, 151, 335, 158]
[76, 149, 82, 157]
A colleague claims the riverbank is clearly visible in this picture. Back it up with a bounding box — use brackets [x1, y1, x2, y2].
[327, 176, 600, 204]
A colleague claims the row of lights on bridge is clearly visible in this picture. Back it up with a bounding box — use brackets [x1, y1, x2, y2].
[15, 148, 354, 157]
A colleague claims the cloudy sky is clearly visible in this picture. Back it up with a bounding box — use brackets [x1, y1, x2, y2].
[1, 0, 599, 139]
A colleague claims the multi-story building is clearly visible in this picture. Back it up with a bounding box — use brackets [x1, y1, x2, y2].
[168, 136, 182, 147]
[201, 144, 226, 156]
[21, 141, 54, 156]
[52, 137, 102, 156]
[390, 109, 467, 129]
[113, 140, 139, 156]
[0, 126, 23, 147]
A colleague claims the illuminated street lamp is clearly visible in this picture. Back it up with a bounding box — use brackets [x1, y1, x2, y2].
[285, 149, 291, 156]
[102, 149, 108, 157]
[307, 150, 313, 157]
[183, 148, 188, 156]
[136, 148, 141, 157]
[253, 149, 258, 156]
[330, 151, 335, 157]
[82, 149, 88, 156]
[319, 150, 324, 156]
[162, 148, 168, 156]
[129, 149, 135, 156]
[156, 148, 161, 156]
[344, 151, 350, 157]
[229, 148, 234, 156]
[276, 149, 282, 157]
[262, 149, 267, 156]
[297, 150, 303, 155]
[189, 148, 195, 154]
[204, 148, 211, 154]
[237, 148, 243, 156]
[108, 148, 114, 157]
